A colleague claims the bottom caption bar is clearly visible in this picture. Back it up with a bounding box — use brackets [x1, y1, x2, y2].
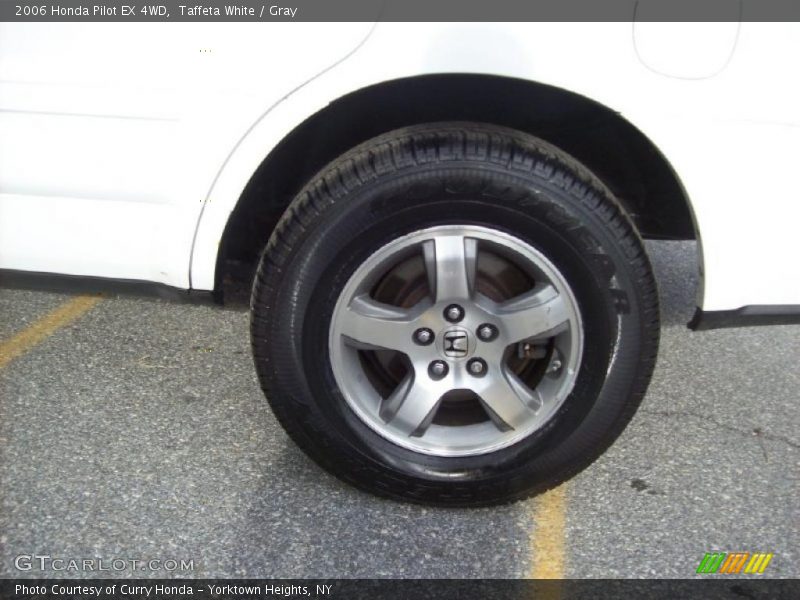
[2, 579, 798, 600]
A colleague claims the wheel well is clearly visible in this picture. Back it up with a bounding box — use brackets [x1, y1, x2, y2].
[217, 74, 696, 298]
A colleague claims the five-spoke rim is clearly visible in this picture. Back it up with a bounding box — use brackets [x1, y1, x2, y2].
[328, 225, 583, 457]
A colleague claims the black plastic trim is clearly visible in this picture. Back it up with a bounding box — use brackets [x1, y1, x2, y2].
[0, 269, 216, 304]
[689, 305, 800, 331]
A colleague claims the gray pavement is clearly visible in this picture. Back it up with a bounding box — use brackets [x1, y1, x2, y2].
[0, 241, 797, 578]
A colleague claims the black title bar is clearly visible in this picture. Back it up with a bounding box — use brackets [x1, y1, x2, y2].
[2, 0, 800, 22]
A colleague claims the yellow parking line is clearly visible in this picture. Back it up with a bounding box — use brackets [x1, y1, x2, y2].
[0, 295, 101, 369]
[529, 484, 567, 579]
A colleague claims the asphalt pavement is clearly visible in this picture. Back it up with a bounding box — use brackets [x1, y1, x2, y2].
[0, 241, 797, 578]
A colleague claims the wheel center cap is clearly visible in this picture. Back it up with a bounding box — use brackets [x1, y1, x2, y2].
[439, 326, 473, 360]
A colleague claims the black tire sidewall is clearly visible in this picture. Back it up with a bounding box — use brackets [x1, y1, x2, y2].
[256, 163, 650, 502]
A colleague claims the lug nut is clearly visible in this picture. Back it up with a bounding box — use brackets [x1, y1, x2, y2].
[477, 324, 498, 342]
[428, 360, 449, 380]
[467, 358, 487, 377]
[413, 328, 434, 345]
[444, 304, 464, 323]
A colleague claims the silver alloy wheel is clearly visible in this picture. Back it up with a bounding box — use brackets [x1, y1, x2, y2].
[329, 225, 583, 457]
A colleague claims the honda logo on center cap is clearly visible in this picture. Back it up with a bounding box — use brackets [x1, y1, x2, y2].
[442, 328, 469, 357]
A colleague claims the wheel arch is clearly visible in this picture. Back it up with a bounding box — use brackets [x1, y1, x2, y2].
[197, 74, 699, 299]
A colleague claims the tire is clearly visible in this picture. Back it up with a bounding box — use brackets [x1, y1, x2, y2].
[251, 122, 659, 506]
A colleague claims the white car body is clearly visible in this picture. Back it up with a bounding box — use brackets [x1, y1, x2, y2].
[1, 21, 799, 317]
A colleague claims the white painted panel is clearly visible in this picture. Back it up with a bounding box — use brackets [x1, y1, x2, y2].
[0, 193, 193, 284]
[0, 22, 372, 286]
[0, 110, 179, 203]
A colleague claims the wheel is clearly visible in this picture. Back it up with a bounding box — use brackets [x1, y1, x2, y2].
[251, 123, 659, 506]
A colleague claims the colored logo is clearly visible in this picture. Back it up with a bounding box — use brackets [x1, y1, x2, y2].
[696, 552, 774, 574]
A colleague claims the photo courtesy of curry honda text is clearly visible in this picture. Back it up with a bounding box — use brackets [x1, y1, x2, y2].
[1, 20, 799, 506]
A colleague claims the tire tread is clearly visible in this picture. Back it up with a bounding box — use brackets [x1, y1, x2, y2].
[251, 122, 660, 506]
